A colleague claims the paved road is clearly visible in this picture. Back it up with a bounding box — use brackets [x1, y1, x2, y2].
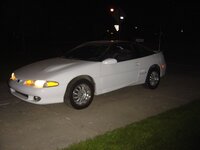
[0, 63, 200, 150]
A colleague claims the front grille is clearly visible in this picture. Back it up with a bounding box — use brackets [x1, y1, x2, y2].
[15, 91, 28, 99]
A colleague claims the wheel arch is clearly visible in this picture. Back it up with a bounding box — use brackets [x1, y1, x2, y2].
[66, 75, 96, 93]
[148, 64, 160, 74]
[64, 75, 95, 109]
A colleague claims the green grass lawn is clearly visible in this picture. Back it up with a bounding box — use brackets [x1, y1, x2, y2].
[62, 100, 200, 150]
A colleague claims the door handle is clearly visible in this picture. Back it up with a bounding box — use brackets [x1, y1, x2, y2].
[136, 62, 140, 66]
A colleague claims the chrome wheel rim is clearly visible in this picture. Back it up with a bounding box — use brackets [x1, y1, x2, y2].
[72, 84, 91, 105]
[149, 71, 159, 86]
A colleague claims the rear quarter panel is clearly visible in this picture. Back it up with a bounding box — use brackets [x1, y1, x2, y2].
[137, 52, 165, 84]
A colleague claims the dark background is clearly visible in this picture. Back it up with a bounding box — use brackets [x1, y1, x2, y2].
[0, 0, 199, 64]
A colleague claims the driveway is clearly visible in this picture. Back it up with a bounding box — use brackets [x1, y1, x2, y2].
[0, 63, 200, 150]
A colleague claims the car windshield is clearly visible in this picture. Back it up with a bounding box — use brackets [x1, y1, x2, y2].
[63, 43, 110, 61]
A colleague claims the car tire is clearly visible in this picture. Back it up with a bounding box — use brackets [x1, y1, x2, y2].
[64, 79, 94, 109]
[145, 68, 160, 89]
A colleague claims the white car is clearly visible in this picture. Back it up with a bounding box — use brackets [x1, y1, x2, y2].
[9, 40, 166, 109]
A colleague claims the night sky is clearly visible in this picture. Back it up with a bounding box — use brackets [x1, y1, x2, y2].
[0, 1, 199, 59]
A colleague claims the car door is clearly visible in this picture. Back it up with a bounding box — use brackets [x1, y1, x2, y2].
[100, 43, 140, 93]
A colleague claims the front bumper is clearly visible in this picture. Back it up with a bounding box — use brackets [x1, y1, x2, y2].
[9, 80, 66, 104]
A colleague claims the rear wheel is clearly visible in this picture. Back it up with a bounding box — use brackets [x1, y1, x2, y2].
[64, 79, 94, 109]
[145, 68, 160, 89]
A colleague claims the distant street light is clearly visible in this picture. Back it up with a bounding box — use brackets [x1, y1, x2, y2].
[120, 16, 124, 20]
[110, 8, 114, 12]
[114, 24, 119, 31]
[109, 6, 126, 40]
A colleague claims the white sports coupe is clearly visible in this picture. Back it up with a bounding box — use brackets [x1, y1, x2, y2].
[9, 40, 166, 109]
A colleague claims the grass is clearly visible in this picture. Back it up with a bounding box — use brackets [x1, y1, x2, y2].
[62, 100, 200, 150]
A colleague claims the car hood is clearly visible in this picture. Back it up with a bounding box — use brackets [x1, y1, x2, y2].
[14, 57, 91, 80]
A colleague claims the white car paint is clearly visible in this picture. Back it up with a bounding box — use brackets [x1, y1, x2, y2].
[9, 58, 101, 104]
[100, 58, 139, 94]
[9, 41, 166, 106]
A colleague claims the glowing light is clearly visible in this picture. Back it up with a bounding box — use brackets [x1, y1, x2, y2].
[35, 80, 46, 88]
[24, 79, 59, 88]
[24, 80, 34, 86]
[10, 73, 17, 80]
[110, 8, 114, 12]
[120, 16, 124, 20]
[46, 81, 59, 87]
[114, 24, 119, 31]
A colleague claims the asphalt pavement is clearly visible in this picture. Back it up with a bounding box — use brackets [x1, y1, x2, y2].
[0, 63, 200, 150]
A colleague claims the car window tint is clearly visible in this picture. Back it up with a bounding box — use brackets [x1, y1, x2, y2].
[133, 44, 154, 58]
[105, 43, 138, 62]
[64, 44, 109, 61]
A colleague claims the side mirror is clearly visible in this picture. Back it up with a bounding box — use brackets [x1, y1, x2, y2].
[102, 58, 117, 65]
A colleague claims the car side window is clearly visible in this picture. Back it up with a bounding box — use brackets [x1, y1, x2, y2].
[133, 44, 154, 58]
[105, 43, 138, 62]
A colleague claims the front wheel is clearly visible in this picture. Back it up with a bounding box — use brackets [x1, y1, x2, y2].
[64, 79, 94, 109]
[145, 69, 160, 89]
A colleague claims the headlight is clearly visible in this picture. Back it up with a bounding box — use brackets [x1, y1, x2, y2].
[10, 73, 17, 81]
[24, 80, 34, 86]
[34, 80, 46, 88]
[24, 80, 59, 88]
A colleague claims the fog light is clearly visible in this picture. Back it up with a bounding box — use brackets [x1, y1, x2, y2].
[34, 96, 41, 101]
